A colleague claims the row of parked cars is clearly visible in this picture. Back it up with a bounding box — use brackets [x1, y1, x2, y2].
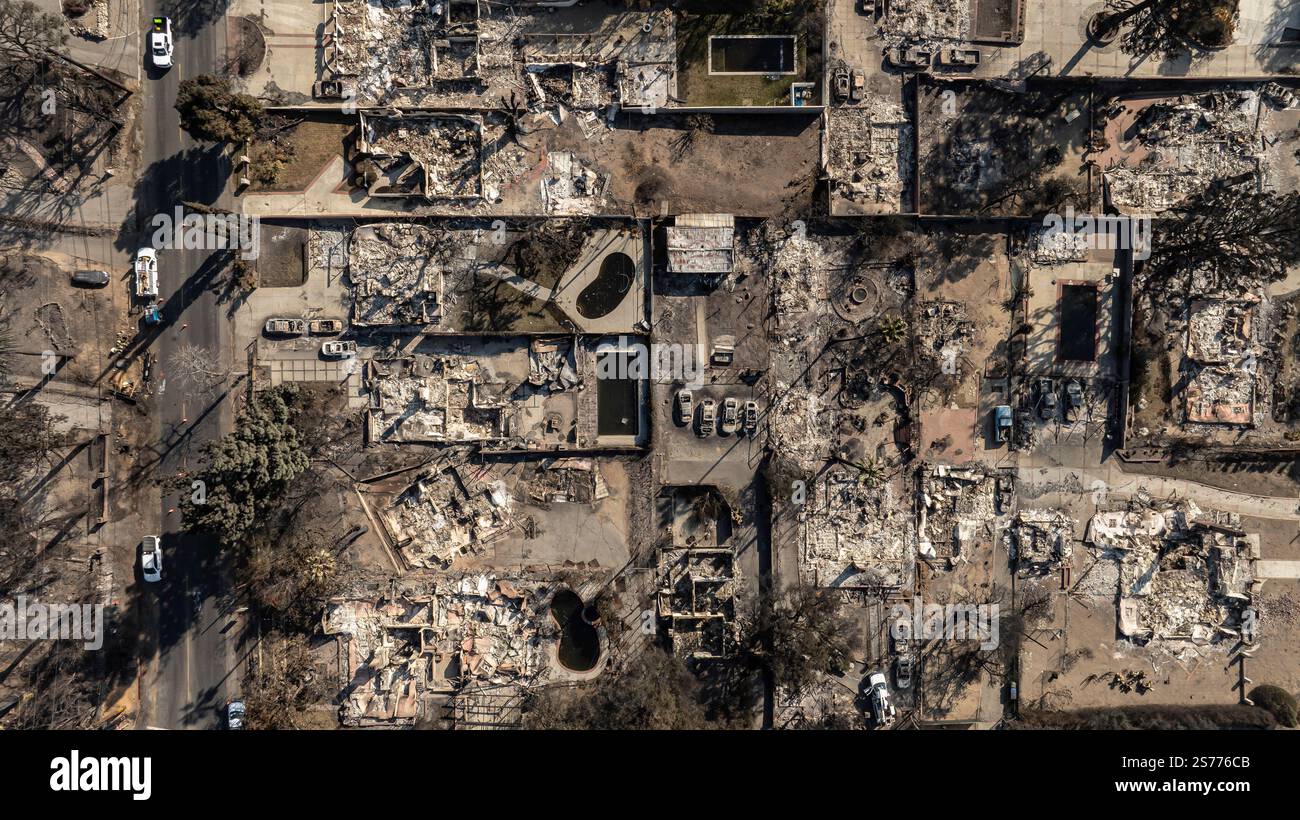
[264, 317, 356, 357]
[675, 390, 759, 437]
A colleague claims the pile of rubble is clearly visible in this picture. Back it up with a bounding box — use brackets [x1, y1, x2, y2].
[1183, 297, 1262, 426]
[381, 467, 515, 569]
[325, 575, 547, 725]
[520, 458, 609, 506]
[348, 223, 449, 326]
[1011, 509, 1075, 573]
[916, 301, 973, 373]
[827, 103, 913, 213]
[801, 471, 914, 589]
[1030, 222, 1091, 266]
[762, 225, 831, 344]
[1186, 299, 1255, 363]
[332, 0, 480, 103]
[1105, 91, 1264, 212]
[918, 464, 996, 561]
[877, 0, 972, 45]
[355, 113, 483, 200]
[368, 354, 510, 444]
[1086, 499, 1259, 647]
[540, 151, 608, 215]
[657, 547, 738, 659]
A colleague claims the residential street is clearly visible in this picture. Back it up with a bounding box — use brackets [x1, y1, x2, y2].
[136, 10, 240, 730]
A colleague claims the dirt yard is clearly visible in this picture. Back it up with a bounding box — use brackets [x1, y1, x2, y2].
[552, 112, 821, 218]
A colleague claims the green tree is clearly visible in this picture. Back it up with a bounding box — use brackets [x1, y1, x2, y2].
[175, 74, 264, 143]
[182, 385, 310, 545]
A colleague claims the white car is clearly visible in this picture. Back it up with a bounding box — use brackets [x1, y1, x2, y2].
[226, 699, 246, 730]
[867, 671, 895, 727]
[149, 17, 174, 69]
[141, 535, 162, 583]
[321, 340, 357, 358]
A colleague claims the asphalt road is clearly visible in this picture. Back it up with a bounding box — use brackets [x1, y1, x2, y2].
[137, 13, 239, 730]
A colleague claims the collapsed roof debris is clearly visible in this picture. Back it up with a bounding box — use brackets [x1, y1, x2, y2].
[366, 339, 587, 449]
[657, 548, 738, 660]
[1104, 91, 1266, 213]
[916, 301, 974, 374]
[380, 466, 515, 569]
[520, 458, 609, 506]
[1184, 297, 1261, 426]
[1011, 509, 1075, 573]
[354, 112, 483, 200]
[918, 465, 996, 562]
[1186, 299, 1255, 363]
[330, 1, 675, 110]
[877, 0, 972, 46]
[828, 102, 913, 213]
[801, 471, 914, 589]
[1086, 500, 1259, 647]
[331, 0, 480, 104]
[541, 151, 608, 215]
[324, 575, 547, 725]
[666, 214, 735, 275]
[347, 223, 449, 327]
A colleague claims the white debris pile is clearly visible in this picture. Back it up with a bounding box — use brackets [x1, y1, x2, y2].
[356, 113, 483, 199]
[918, 465, 996, 561]
[1011, 509, 1075, 572]
[368, 354, 509, 444]
[915, 301, 974, 371]
[1105, 91, 1264, 212]
[768, 386, 834, 473]
[347, 223, 448, 326]
[381, 468, 515, 568]
[1030, 223, 1091, 265]
[764, 226, 830, 340]
[324, 575, 548, 725]
[800, 471, 914, 589]
[877, 0, 972, 45]
[1186, 299, 1255, 363]
[827, 102, 912, 213]
[540, 151, 608, 215]
[1085, 500, 1258, 646]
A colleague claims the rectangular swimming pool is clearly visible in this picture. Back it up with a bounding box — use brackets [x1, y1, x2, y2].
[1059, 283, 1098, 362]
[708, 35, 797, 75]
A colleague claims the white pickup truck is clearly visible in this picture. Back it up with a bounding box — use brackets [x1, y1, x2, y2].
[134, 247, 159, 300]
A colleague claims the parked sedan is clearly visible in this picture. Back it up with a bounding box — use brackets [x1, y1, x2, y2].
[226, 699, 246, 730]
[141, 535, 162, 583]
